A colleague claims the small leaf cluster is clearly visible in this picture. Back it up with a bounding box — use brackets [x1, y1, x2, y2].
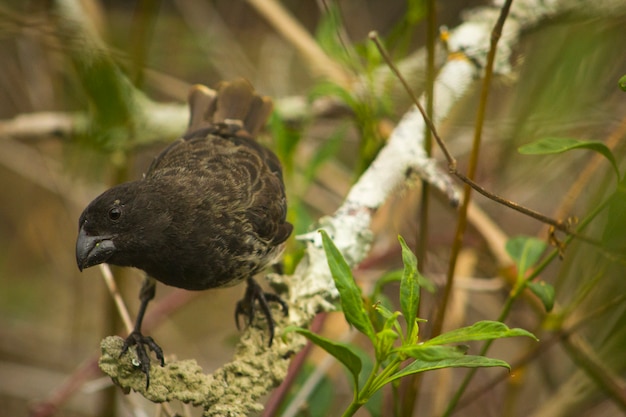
[285, 231, 536, 417]
[505, 236, 554, 311]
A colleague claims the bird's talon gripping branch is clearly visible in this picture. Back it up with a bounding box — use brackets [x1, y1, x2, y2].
[120, 330, 165, 389]
[235, 277, 288, 346]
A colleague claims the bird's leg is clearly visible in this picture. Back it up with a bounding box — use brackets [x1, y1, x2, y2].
[120, 276, 164, 389]
[235, 277, 288, 346]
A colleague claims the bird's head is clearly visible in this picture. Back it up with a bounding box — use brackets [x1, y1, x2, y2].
[76, 181, 162, 271]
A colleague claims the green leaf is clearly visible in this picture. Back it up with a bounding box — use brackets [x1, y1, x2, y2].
[373, 303, 404, 350]
[320, 230, 376, 340]
[284, 326, 362, 389]
[374, 303, 402, 333]
[505, 236, 547, 281]
[518, 137, 620, 180]
[398, 236, 420, 339]
[619, 74, 626, 92]
[373, 302, 396, 321]
[370, 294, 395, 331]
[372, 268, 434, 301]
[425, 321, 537, 346]
[398, 344, 468, 361]
[528, 280, 556, 312]
[375, 328, 400, 361]
[379, 356, 510, 388]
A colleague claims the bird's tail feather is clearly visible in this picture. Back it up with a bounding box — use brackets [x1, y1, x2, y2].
[185, 79, 273, 138]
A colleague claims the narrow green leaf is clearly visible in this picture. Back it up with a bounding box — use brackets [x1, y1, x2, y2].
[398, 344, 468, 361]
[398, 236, 420, 338]
[372, 268, 434, 301]
[374, 302, 396, 321]
[284, 326, 362, 388]
[320, 230, 376, 340]
[424, 320, 537, 346]
[374, 303, 403, 334]
[518, 137, 620, 180]
[505, 236, 547, 280]
[376, 303, 407, 349]
[370, 294, 395, 331]
[381, 356, 510, 387]
[528, 281, 556, 312]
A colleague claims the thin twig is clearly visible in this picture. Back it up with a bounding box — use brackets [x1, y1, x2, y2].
[368, 30, 571, 235]
[98, 264, 133, 334]
[368, 32, 456, 167]
[455, 172, 567, 230]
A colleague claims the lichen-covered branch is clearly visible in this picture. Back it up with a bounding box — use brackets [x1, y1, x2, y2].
[99, 321, 300, 416]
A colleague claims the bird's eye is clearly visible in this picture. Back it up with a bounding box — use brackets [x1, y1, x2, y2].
[108, 207, 122, 221]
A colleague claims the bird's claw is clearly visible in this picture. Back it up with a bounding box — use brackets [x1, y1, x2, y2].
[120, 331, 165, 389]
[235, 278, 288, 346]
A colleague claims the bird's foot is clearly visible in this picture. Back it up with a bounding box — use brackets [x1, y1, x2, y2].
[235, 278, 288, 346]
[120, 331, 165, 389]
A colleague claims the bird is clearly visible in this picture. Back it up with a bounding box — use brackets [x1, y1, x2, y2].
[75, 79, 293, 389]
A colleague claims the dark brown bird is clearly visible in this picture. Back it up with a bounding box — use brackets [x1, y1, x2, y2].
[76, 79, 293, 388]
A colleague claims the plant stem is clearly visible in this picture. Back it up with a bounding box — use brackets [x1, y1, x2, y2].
[368, 357, 403, 395]
[432, 0, 515, 340]
[417, 0, 436, 269]
[408, 0, 437, 413]
[342, 399, 364, 417]
[341, 357, 404, 417]
[342, 359, 381, 417]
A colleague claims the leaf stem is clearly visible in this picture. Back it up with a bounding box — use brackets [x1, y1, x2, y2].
[368, 357, 403, 395]
[342, 356, 404, 417]
[342, 358, 381, 417]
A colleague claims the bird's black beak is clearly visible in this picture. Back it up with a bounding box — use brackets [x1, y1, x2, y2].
[76, 226, 116, 271]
